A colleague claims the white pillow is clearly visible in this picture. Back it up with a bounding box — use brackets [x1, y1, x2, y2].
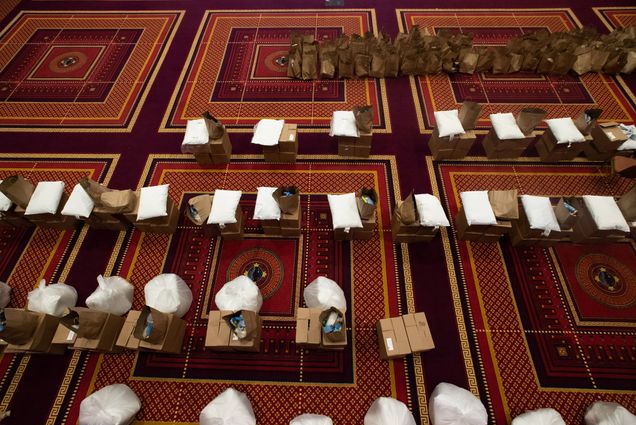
[291, 414, 333, 425]
[329, 111, 359, 137]
[584, 401, 636, 425]
[137, 184, 169, 221]
[521, 195, 561, 236]
[430, 383, 488, 425]
[200, 388, 256, 425]
[490, 113, 525, 140]
[251, 119, 284, 146]
[546, 118, 586, 144]
[434, 109, 465, 138]
[414, 194, 450, 227]
[61, 183, 95, 218]
[512, 408, 565, 425]
[364, 397, 416, 425]
[327, 193, 363, 232]
[0, 180, 12, 212]
[253, 187, 281, 220]
[208, 189, 242, 224]
[24, 181, 64, 215]
[583, 195, 630, 233]
[182, 118, 209, 146]
[460, 191, 497, 226]
[79, 384, 141, 425]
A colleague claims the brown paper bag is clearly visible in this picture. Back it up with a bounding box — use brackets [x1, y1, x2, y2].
[459, 48, 479, 74]
[0, 309, 39, 345]
[354, 53, 371, 78]
[475, 47, 494, 73]
[60, 308, 107, 339]
[573, 108, 602, 136]
[621, 50, 636, 74]
[133, 306, 169, 344]
[423, 51, 442, 74]
[369, 48, 386, 78]
[302, 42, 318, 80]
[509, 53, 523, 73]
[384, 46, 400, 77]
[521, 52, 540, 72]
[185, 194, 212, 225]
[492, 47, 511, 74]
[202, 111, 225, 139]
[100, 190, 135, 214]
[552, 52, 576, 75]
[572, 46, 593, 75]
[273, 186, 299, 213]
[536, 50, 556, 74]
[459, 101, 481, 131]
[337, 41, 354, 79]
[350, 34, 367, 57]
[79, 177, 111, 206]
[395, 191, 418, 225]
[516, 108, 546, 136]
[590, 48, 610, 72]
[0, 175, 34, 208]
[400, 49, 419, 75]
[319, 41, 337, 79]
[602, 48, 626, 74]
[488, 190, 519, 220]
[287, 43, 302, 79]
[357, 187, 378, 219]
[442, 49, 460, 73]
[353, 105, 373, 133]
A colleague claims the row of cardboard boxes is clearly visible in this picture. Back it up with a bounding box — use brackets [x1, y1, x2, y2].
[0, 307, 434, 361]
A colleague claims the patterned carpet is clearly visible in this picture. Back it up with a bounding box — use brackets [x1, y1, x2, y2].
[0, 1, 635, 424]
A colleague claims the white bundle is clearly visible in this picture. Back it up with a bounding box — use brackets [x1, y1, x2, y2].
[584, 401, 636, 425]
[512, 408, 566, 425]
[199, 388, 256, 425]
[85, 275, 134, 316]
[0, 281, 11, 308]
[429, 383, 487, 425]
[364, 397, 416, 425]
[303, 276, 346, 313]
[144, 273, 192, 318]
[27, 279, 77, 317]
[215, 276, 263, 313]
[79, 384, 141, 425]
[290, 414, 333, 425]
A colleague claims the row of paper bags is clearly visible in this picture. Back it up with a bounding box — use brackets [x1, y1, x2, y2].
[288, 25, 636, 80]
[78, 381, 636, 424]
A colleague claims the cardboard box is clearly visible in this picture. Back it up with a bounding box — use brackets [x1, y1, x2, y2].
[296, 308, 322, 347]
[135, 309, 186, 354]
[571, 200, 630, 243]
[320, 308, 347, 349]
[403, 312, 435, 353]
[617, 187, 636, 221]
[280, 207, 301, 229]
[393, 233, 437, 243]
[5, 311, 60, 353]
[482, 130, 533, 159]
[210, 132, 232, 155]
[262, 226, 282, 236]
[224, 310, 261, 352]
[337, 143, 356, 157]
[591, 122, 628, 152]
[538, 129, 590, 160]
[116, 310, 141, 350]
[211, 152, 231, 164]
[88, 207, 129, 231]
[131, 198, 179, 234]
[279, 124, 298, 153]
[429, 130, 476, 160]
[355, 131, 373, 147]
[71, 312, 125, 352]
[554, 197, 579, 230]
[15, 194, 79, 230]
[205, 310, 232, 351]
[0, 208, 32, 228]
[264, 152, 297, 163]
[51, 324, 77, 346]
[582, 142, 614, 161]
[205, 206, 244, 237]
[377, 317, 411, 360]
[455, 207, 511, 241]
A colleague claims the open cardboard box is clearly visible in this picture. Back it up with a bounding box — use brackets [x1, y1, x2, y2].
[223, 310, 261, 352]
[2, 309, 61, 354]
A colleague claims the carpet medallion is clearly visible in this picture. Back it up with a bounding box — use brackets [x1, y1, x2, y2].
[34, 156, 428, 424]
[161, 10, 391, 133]
[0, 11, 183, 131]
[398, 9, 636, 133]
[432, 158, 636, 423]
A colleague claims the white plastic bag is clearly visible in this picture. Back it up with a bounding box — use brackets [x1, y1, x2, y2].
[199, 387, 256, 425]
[215, 276, 263, 313]
[303, 276, 346, 313]
[27, 279, 77, 317]
[364, 397, 416, 425]
[290, 414, 333, 425]
[0, 281, 11, 308]
[585, 401, 636, 425]
[512, 408, 566, 425]
[429, 383, 487, 425]
[85, 275, 134, 316]
[79, 384, 141, 425]
[144, 273, 193, 318]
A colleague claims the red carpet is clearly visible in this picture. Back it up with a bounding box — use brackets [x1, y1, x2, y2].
[0, 1, 635, 424]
